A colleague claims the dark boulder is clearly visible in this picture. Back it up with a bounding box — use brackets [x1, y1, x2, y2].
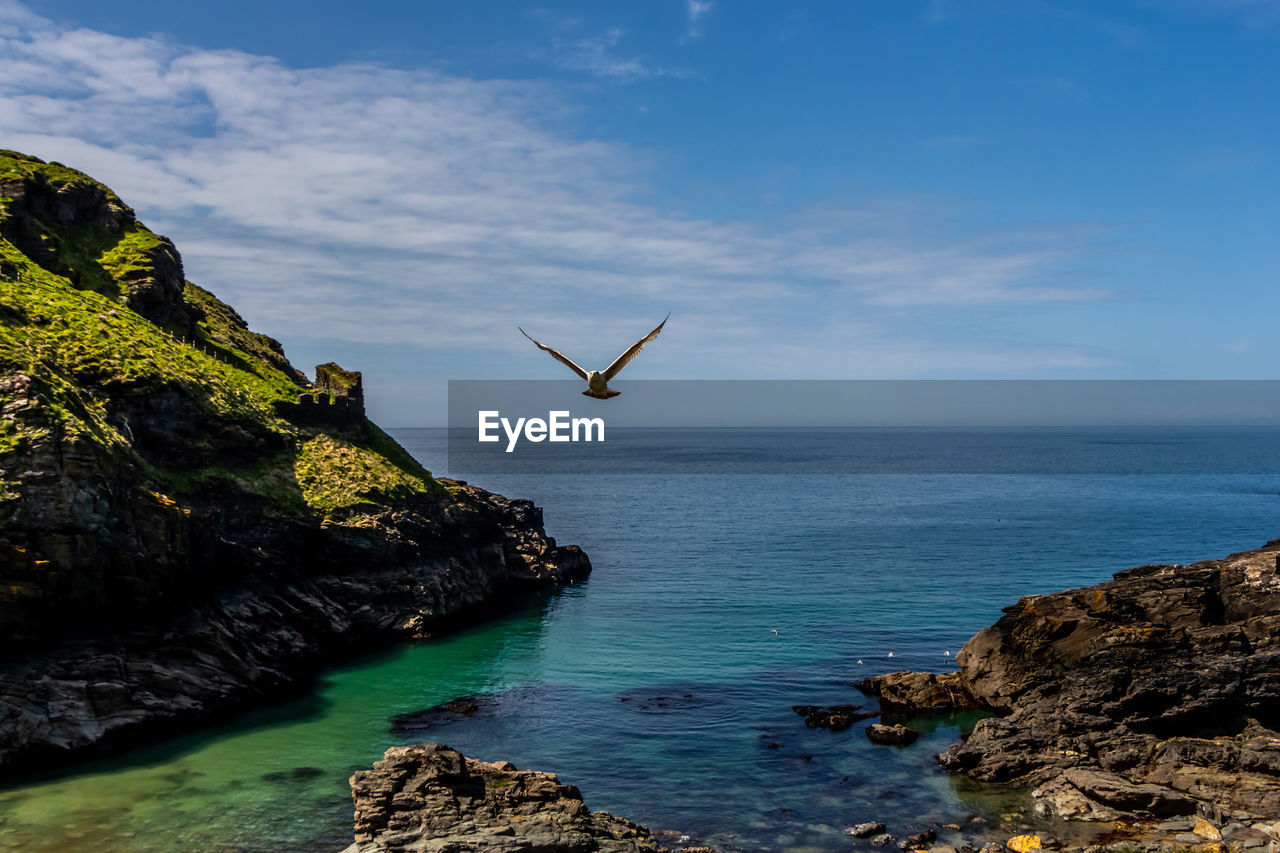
[867, 723, 920, 746]
[341, 743, 693, 853]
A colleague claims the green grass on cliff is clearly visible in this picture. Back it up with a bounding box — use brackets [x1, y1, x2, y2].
[0, 151, 168, 301]
[0, 150, 439, 517]
[183, 283, 302, 379]
[295, 433, 437, 515]
[0, 151, 123, 198]
[0, 242, 299, 423]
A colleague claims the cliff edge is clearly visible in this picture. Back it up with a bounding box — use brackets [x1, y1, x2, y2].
[858, 539, 1280, 828]
[0, 150, 589, 774]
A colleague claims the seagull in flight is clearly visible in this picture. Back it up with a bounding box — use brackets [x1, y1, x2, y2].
[519, 314, 669, 399]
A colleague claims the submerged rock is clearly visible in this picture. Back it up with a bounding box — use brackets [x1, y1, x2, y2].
[901, 829, 937, 850]
[390, 697, 483, 733]
[794, 703, 878, 730]
[342, 743, 697, 853]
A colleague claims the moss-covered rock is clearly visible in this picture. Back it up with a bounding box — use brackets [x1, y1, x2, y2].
[0, 151, 589, 775]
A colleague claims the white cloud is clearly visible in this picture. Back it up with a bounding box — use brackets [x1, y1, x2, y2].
[549, 27, 688, 82]
[0, 3, 1108, 405]
[685, 0, 714, 40]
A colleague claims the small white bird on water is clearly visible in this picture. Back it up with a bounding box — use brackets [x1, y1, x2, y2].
[887, 652, 894, 658]
[772, 629, 779, 637]
[519, 315, 669, 399]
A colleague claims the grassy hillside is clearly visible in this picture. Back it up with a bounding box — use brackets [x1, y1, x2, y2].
[0, 149, 440, 526]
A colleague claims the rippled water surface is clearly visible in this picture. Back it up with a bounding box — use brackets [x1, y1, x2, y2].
[3, 428, 1279, 852]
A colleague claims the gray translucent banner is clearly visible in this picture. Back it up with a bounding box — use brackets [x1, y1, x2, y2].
[447, 380, 1280, 474]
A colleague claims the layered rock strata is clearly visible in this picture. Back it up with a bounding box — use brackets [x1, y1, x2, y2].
[858, 540, 1280, 826]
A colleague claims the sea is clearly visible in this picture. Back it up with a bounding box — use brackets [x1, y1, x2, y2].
[2, 427, 1279, 853]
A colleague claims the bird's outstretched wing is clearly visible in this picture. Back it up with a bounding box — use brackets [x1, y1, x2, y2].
[519, 327, 589, 380]
[603, 314, 669, 381]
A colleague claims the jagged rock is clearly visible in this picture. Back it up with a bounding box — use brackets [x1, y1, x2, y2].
[901, 829, 937, 850]
[849, 821, 888, 838]
[867, 723, 920, 745]
[0, 151, 591, 775]
[1220, 822, 1269, 848]
[0, 156, 200, 333]
[1060, 769, 1195, 817]
[115, 234, 186, 327]
[340, 743, 674, 853]
[1192, 817, 1223, 841]
[856, 671, 980, 714]
[796, 703, 877, 730]
[885, 540, 1280, 825]
[0, 481, 590, 773]
[1032, 775, 1123, 821]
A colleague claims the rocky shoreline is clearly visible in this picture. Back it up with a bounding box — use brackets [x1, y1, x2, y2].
[0, 480, 589, 775]
[336, 740, 1269, 853]
[6, 150, 1280, 851]
[341, 743, 694, 853]
[338, 539, 1280, 853]
[0, 150, 590, 776]
[854, 538, 1280, 851]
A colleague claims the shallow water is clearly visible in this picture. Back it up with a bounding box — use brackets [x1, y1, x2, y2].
[2, 428, 1278, 852]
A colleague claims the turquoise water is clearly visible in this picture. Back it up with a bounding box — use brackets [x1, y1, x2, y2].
[2, 428, 1279, 852]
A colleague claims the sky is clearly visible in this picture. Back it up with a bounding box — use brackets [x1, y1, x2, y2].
[448, 380, 1280, 429]
[2, 0, 1278, 424]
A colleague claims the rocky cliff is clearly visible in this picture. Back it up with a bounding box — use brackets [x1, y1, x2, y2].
[0, 150, 589, 774]
[858, 539, 1280, 829]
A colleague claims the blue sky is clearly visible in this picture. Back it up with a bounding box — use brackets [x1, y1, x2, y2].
[3, 0, 1278, 423]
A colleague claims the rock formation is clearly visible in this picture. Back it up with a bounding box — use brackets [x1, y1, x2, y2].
[792, 703, 878, 730]
[865, 723, 920, 746]
[0, 150, 590, 774]
[342, 743, 670, 853]
[0, 156, 199, 334]
[857, 539, 1280, 826]
[855, 671, 978, 714]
